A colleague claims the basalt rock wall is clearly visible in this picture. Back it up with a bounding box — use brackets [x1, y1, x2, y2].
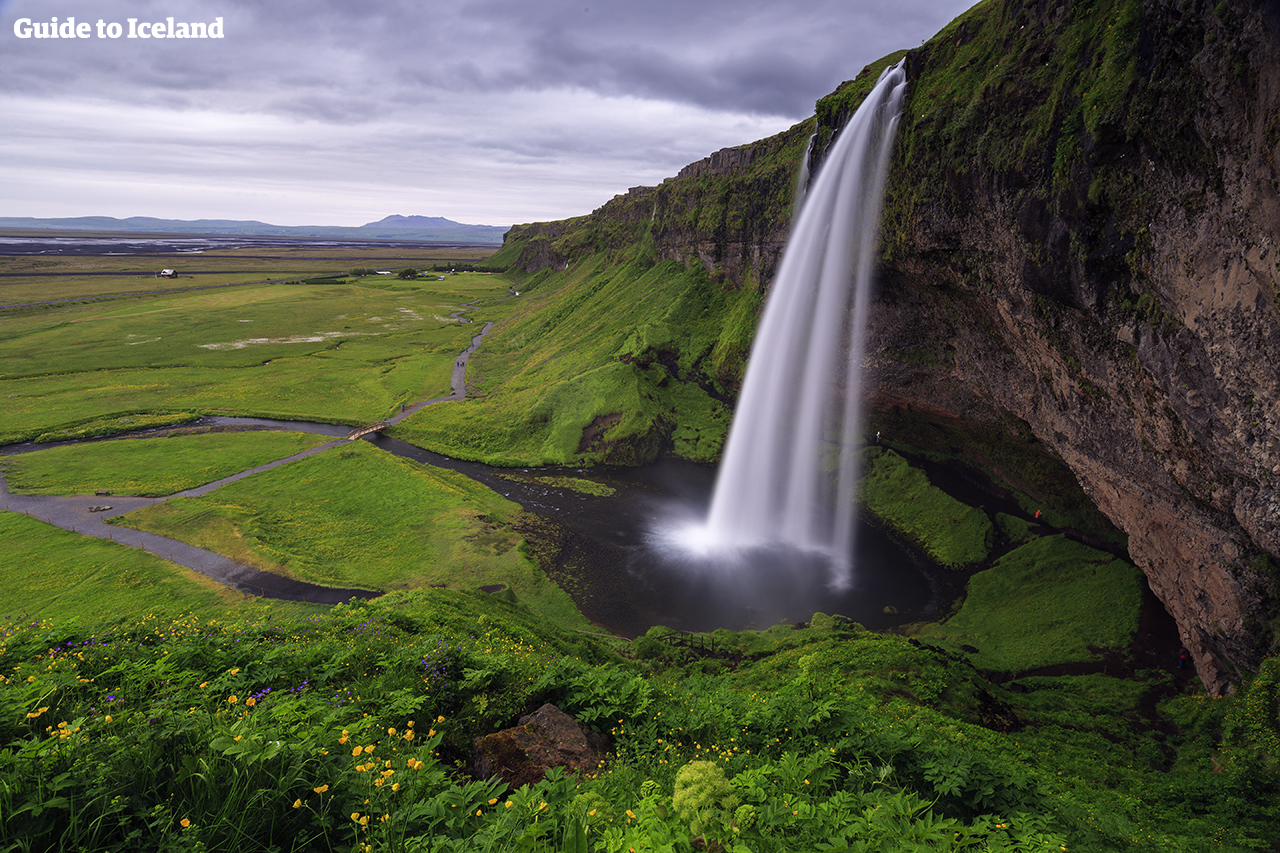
[862, 0, 1280, 694]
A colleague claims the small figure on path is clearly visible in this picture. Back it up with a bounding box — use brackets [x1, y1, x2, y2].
[875, 431, 881, 444]
[1178, 647, 1190, 670]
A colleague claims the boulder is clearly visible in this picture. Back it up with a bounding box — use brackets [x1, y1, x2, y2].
[473, 703, 610, 788]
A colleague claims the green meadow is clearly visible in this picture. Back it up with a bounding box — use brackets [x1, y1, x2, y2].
[109, 440, 586, 628]
[0, 512, 323, 623]
[0, 273, 512, 444]
[0, 430, 333, 496]
[1, 587, 1276, 852]
[0, 243, 496, 305]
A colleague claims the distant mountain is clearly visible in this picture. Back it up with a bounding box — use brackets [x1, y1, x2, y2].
[0, 215, 508, 244]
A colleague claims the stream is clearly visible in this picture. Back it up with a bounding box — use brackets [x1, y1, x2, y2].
[1, 412, 941, 636]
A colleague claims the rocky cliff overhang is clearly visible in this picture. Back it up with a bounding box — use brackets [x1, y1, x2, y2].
[863, 0, 1280, 694]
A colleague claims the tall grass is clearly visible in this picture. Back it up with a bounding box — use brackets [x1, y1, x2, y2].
[0, 589, 1273, 852]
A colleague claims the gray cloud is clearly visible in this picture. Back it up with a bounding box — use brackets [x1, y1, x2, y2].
[1, 0, 975, 226]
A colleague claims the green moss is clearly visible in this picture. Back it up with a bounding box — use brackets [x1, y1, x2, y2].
[914, 534, 1144, 672]
[860, 446, 993, 568]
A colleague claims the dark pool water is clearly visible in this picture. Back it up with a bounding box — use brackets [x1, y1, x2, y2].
[365, 440, 942, 637]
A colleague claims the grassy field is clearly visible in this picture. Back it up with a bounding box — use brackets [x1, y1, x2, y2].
[0, 587, 1274, 852]
[911, 533, 1145, 672]
[0, 430, 333, 496]
[0, 244, 497, 305]
[0, 512, 324, 623]
[0, 255, 560, 626]
[111, 440, 587, 627]
[0, 273, 514, 444]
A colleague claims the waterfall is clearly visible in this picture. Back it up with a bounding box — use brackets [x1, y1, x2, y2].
[687, 61, 907, 589]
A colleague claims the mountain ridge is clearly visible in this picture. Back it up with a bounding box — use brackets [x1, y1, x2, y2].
[0, 214, 508, 244]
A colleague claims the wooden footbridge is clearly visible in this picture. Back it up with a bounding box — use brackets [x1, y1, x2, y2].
[347, 421, 390, 441]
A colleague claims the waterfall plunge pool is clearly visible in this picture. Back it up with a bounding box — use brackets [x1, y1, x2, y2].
[367, 436, 945, 638]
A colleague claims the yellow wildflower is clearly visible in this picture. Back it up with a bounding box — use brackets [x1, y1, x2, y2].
[293, 799, 302, 808]
[314, 784, 329, 794]
[180, 818, 191, 828]
[228, 695, 238, 704]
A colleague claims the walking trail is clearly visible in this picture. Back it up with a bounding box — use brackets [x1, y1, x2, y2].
[0, 301, 499, 604]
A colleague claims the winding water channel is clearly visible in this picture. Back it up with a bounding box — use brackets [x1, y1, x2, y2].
[0, 304, 941, 636]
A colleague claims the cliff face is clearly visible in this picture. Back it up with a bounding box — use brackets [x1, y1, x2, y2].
[504, 121, 815, 291]
[493, 0, 1280, 693]
[864, 0, 1280, 694]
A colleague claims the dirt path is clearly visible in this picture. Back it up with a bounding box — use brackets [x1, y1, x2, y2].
[387, 300, 493, 422]
[0, 302, 499, 605]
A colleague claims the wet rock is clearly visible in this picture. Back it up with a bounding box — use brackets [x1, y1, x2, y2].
[473, 703, 610, 788]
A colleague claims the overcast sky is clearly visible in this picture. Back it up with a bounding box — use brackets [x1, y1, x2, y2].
[1, 0, 975, 228]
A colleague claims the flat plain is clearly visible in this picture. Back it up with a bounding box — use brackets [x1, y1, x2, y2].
[0, 241, 584, 624]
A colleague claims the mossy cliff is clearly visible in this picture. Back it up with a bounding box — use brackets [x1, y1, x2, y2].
[442, 0, 1280, 694]
[863, 0, 1280, 696]
[496, 118, 813, 291]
